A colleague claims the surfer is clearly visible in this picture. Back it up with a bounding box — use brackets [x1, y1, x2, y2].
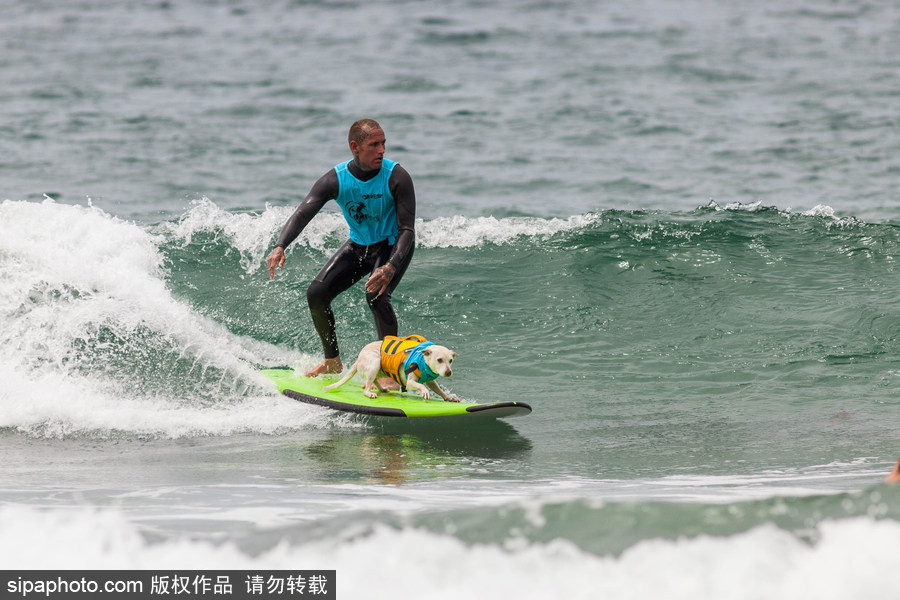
[266, 119, 416, 377]
[887, 459, 900, 484]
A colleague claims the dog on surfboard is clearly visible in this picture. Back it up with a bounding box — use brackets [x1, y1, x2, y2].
[324, 335, 458, 401]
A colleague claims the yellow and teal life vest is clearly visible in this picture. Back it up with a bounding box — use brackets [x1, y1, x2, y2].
[380, 335, 439, 389]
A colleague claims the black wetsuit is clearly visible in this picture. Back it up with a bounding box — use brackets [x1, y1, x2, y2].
[273, 161, 416, 359]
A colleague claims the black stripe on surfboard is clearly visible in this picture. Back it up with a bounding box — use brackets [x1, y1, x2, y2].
[281, 388, 407, 417]
[465, 401, 532, 414]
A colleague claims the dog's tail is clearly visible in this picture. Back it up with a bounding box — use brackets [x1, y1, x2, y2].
[323, 364, 357, 392]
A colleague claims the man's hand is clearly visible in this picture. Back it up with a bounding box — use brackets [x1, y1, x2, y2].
[267, 246, 286, 279]
[365, 264, 396, 296]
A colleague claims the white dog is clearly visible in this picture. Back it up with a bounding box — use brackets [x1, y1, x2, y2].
[324, 335, 459, 401]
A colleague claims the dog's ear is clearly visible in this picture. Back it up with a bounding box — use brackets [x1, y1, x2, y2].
[452, 351, 458, 358]
[422, 348, 432, 357]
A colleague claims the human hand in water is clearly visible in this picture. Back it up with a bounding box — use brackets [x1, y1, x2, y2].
[267, 246, 286, 279]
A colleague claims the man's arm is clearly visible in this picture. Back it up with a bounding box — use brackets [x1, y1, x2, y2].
[366, 165, 416, 293]
[274, 170, 339, 249]
[267, 170, 339, 279]
[387, 164, 416, 270]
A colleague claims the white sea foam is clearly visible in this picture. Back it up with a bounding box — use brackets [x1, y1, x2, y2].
[0, 360, 323, 438]
[705, 199, 854, 223]
[0, 199, 328, 437]
[415, 213, 599, 248]
[0, 197, 591, 437]
[156, 197, 350, 272]
[802, 204, 837, 218]
[1, 506, 897, 600]
[159, 199, 600, 267]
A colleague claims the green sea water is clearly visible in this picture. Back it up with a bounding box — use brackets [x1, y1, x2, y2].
[143, 201, 900, 476]
[3, 0, 900, 597]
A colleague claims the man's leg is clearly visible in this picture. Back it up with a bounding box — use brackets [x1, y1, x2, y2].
[365, 243, 413, 338]
[366, 243, 414, 389]
[305, 241, 367, 376]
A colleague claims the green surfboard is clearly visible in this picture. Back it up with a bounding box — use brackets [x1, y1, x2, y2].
[261, 368, 531, 419]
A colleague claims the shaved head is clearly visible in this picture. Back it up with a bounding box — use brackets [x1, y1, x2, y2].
[348, 119, 382, 146]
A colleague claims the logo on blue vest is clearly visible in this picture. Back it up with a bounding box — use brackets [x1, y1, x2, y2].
[346, 201, 369, 224]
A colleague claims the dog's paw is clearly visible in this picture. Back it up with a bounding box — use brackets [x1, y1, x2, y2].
[419, 390, 431, 401]
[363, 390, 378, 399]
[443, 395, 461, 403]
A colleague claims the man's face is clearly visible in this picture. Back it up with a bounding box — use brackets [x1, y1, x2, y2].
[352, 128, 386, 171]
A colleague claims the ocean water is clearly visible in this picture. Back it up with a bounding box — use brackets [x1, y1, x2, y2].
[3, 1, 900, 598]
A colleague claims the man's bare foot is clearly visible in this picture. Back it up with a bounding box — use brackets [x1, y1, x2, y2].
[377, 377, 400, 391]
[305, 357, 343, 377]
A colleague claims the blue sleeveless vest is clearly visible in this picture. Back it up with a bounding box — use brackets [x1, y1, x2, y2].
[334, 158, 398, 245]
